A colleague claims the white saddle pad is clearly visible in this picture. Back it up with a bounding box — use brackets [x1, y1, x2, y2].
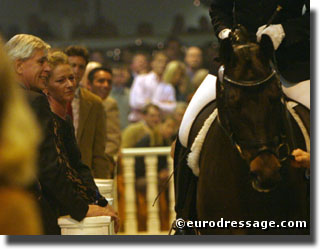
[282, 80, 310, 109]
[179, 74, 217, 147]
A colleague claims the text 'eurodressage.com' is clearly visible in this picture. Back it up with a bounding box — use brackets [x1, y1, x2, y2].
[175, 218, 308, 231]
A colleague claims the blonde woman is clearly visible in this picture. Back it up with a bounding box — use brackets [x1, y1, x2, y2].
[162, 60, 189, 102]
[45, 51, 119, 232]
[0, 37, 42, 234]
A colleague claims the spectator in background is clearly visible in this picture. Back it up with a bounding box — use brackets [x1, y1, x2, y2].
[162, 60, 188, 102]
[173, 101, 188, 133]
[110, 64, 131, 130]
[122, 104, 162, 148]
[184, 46, 203, 82]
[123, 105, 176, 150]
[129, 51, 176, 122]
[0, 36, 42, 235]
[189, 69, 209, 101]
[120, 47, 134, 69]
[65, 45, 111, 179]
[202, 42, 220, 75]
[87, 67, 121, 175]
[130, 52, 150, 79]
[164, 36, 184, 62]
[134, 114, 177, 230]
[122, 104, 175, 231]
[80, 61, 102, 88]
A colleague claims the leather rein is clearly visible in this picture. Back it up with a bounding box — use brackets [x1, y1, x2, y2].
[217, 65, 296, 164]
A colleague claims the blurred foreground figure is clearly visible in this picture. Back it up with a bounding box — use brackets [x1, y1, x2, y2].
[0, 36, 42, 234]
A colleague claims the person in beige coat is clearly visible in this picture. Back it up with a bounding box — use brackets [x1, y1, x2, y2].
[87, 66, 121, 173]
[103, 97, 121, 157]
[65, 46, 110, 178]
[76, 87, 110, 178]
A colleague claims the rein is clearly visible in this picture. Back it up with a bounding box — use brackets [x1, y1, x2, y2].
[217, 66, 295, 164]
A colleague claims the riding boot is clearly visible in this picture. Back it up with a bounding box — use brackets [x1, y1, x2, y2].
[173, 138, 198, 223]
[169, 219, 197, 235]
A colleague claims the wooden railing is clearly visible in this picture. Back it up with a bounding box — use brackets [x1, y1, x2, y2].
[121, 147, 175, 235]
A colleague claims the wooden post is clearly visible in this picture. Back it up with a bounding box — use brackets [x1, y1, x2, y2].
[145, 155, 160, 234]
[121, 147, 171, 235]
[122, 156, 138, 234]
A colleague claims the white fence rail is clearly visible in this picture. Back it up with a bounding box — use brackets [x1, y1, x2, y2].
[58, 179, 115, 235]
[121, 147, 175, 235]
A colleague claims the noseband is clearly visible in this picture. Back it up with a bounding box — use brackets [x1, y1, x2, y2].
[217, 65, 294, 164]
[218, 65, 277, 87]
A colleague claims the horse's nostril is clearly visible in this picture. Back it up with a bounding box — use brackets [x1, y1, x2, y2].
[250, 171, 258, 179]
[251, 172, 281, 192]
[252, 179, 277, 193]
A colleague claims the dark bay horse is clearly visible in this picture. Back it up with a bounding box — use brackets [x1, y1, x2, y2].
[174, 26, 310, 235]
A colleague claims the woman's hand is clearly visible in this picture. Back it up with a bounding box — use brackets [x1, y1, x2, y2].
[86, 204, 120, 233]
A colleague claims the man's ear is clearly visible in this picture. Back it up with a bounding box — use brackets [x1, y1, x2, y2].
[14, 59, 24, 75]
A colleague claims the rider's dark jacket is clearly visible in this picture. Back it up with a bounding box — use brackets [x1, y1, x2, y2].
[209, 0, 310, 83]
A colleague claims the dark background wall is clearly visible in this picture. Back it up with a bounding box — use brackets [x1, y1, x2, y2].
[0, 0, 211, 39]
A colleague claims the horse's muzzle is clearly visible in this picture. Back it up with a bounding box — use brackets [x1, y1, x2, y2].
[249, 152, 282, 193]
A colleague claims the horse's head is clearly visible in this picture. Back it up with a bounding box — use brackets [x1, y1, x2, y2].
[217, 26, 289, 192]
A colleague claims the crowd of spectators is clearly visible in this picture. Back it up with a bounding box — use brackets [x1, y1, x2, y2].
[0, 28, 213, 233]
[93, 42, 211, 231]
[0, 21, 217, 232]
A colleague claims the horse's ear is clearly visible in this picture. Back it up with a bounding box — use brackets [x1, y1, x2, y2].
[219, 37, 235, 66]
[259, 34, 274, 61]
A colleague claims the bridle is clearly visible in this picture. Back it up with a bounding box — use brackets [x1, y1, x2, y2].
[217, 63, 295, 164]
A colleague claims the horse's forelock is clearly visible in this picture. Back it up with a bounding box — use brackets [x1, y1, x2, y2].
[229, 43, 270, 82]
